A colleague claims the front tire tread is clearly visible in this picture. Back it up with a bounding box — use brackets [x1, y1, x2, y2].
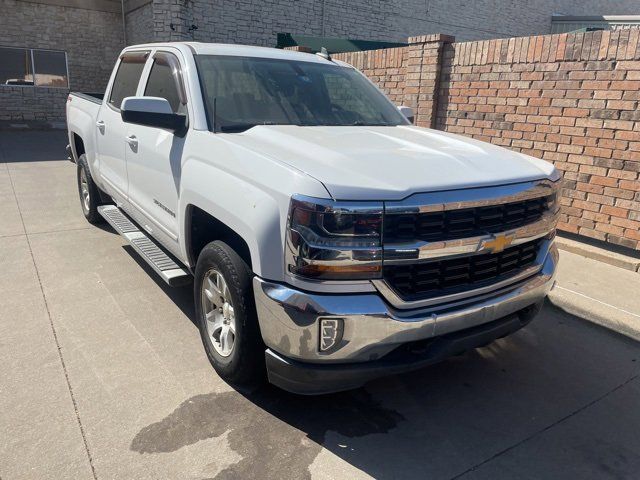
[195, 241, 264, 386]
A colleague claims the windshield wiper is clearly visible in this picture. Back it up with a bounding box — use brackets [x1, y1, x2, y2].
[347, 121, 389, 126]
[218, 121, 280, 133]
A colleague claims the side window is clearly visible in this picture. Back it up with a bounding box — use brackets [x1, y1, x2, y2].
[108, 52, 148, 109]
[144, 53, 183, 113]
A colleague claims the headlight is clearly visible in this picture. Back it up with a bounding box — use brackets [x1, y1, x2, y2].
[547, 174, 562, 215]
[286, 195, 383, 280]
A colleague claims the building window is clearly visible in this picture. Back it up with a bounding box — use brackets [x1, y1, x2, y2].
[33, 50, 68, 88]
[0, 48, 33, 86]
[0, 47, 68, 88]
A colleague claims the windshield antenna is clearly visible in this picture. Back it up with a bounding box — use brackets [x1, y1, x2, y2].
[316, 47, 332, 62]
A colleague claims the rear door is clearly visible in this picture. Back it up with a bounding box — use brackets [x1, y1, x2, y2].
[124, 49, 188, 253]
[96, 51, 148, 203]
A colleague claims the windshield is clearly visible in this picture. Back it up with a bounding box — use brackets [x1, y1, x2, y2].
[195, 55, 409, 132]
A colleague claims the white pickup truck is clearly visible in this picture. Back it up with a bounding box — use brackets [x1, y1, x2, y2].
[66, 42, 560, 394]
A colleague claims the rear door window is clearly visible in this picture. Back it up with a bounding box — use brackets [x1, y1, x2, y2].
[108, 52, 148, 109]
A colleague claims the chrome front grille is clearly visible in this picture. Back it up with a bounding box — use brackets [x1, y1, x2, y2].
[382, 238, 543, 301]
[375, 179, 561, 309]
[383, 195, 555, 243]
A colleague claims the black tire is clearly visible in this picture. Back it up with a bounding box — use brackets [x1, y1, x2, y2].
[194, 241, 264, 386]
[77, 154, 104, 224]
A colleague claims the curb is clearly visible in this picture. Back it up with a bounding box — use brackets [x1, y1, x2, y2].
[548, 287, 640, 342]
[555, 236, 640, 273]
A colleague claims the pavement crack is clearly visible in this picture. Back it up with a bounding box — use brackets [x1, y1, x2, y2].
[6, 165, 99, 480]
[449, 373, 640, 479]
[0, 226, 94, 240]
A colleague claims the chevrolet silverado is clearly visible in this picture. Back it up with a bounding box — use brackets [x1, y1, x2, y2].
[66, 42, 560, 394]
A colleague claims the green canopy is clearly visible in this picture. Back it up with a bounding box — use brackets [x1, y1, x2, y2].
[276, 33, 407, 54]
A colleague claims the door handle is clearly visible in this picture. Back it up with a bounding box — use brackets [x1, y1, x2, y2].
[96, 120, 105, 133]
[125, 135, 138, 149]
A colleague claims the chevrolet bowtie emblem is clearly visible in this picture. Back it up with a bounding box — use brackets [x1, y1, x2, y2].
[482, 233, 514, 254]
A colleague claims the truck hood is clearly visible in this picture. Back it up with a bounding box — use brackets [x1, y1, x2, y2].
[221, 125, 555, 200]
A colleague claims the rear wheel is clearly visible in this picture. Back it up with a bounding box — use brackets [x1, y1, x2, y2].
[194, 241, 264, 386]
[77, 154, 104, 224]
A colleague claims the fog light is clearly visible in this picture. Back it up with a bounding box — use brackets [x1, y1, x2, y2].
[319, 317, 344, 352]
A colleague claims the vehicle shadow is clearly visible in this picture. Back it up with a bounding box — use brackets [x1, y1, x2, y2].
[129, 299, 640, 479]
[121, 244, 196, 324]
[0, 130, 70, 163]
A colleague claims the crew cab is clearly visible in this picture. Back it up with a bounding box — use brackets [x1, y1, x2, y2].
[66, 42, 560, 394]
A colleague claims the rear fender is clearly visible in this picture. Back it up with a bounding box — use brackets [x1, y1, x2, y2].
[66, 99, 100, 177]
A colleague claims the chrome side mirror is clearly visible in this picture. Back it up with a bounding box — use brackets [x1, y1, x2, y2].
[121, 96, 186, 132]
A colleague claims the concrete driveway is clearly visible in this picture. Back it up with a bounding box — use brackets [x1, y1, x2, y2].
[1, 131, 639, 480]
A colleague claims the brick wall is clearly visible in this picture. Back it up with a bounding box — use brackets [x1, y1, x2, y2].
[332, 30, 640, 250]
[0, 0, 124, 125]
[437, 30, 640, 250]
[333, 34, 453, 128]
[332, 47, 409, 107]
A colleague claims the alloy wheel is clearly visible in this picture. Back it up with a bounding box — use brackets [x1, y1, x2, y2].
[202, 269, 236, 357]
[80, 168, 90, 213]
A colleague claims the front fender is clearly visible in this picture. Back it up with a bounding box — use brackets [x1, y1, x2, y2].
[177, 132, 331, 280]
[180, 194, 281, 279]
[177, 164, 285, 280]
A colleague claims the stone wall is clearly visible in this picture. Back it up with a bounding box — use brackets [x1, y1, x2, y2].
[126, 1, 154, 45]
[0, 87, 69, 125]
[147, 0, 640, 45]
[0, 0, 124, 126]
[397, 0, 639, 42]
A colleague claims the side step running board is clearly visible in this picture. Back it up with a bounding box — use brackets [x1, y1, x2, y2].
[98, 205, 191, 287]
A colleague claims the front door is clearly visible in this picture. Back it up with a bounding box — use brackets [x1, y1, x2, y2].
[124, 50, 187, 254]
[97, 51, 148, 202]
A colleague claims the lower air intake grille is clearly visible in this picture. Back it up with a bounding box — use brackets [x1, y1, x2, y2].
[383, 239, 543, 301]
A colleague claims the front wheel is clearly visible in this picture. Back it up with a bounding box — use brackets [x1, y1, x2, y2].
[194, 241, 264, 386]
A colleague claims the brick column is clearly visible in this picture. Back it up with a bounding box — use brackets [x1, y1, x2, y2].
[406, 34, 454, 128]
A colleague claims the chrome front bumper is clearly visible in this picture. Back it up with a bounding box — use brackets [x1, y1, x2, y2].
[254, 243, 558, 364]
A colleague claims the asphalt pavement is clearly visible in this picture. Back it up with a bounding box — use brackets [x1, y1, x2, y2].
[1, 131, 639, 480]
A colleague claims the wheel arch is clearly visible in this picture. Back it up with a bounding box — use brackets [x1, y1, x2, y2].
[72, 132, 85, 160]
[185, 205, 254, 271]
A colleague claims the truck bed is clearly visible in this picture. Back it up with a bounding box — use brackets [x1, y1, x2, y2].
[70, 92, 104, 104]
[67, 91, 105, 164]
